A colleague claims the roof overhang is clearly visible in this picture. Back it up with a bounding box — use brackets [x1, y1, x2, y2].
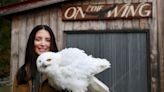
[0, 0, 66, 16]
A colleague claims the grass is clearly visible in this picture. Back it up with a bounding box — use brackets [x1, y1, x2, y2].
[0, 86, 10, 92]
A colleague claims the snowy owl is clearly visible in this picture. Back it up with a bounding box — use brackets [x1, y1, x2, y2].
[36, 48, 111, 92]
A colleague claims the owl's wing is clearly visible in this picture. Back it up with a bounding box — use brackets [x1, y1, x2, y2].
[58, 48, 110, 76]
[58, 48, 88, 66]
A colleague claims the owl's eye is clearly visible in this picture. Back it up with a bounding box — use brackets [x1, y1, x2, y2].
[39, 60, 41, 63]
[47, 58, 51, 62]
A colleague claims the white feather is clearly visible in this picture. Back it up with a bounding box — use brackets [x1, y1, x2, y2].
[36, 48, 111, 92]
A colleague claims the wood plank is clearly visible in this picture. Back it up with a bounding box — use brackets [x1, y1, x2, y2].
[154, 0, 163, 92]
[50, 7, 59, 49]
[73, 21, 83, 30]
[114, 0, 124, 30]
[131, 0, 139, 29]
[18, 15, 27, 68]
[140, 18, 149, 29]
[106, 0, 115, 30]
[146, 0, 159, 92]
[139, 0, 149, 29]
[10, 16, 20, 85]
[63, 22, 74, 31]
[150, 0, 158, 92]
[42, 9, 50, 25]
[57, 7, 64, 50]
[157, 0, 164, 91]
[26, 13, 35, 38]
[123, 0, 132, 29]
[34, 10, 42, 26]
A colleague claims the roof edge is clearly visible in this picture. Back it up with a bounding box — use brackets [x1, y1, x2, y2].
[0, 0, 66, 16]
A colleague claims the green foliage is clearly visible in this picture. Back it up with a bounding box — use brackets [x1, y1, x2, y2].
[0, 86, 10, 92]
[0, 0, 20, 6]
[0, 18, 11, 77]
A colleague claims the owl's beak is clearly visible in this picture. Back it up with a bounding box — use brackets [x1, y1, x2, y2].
[41, 63, 47, 69]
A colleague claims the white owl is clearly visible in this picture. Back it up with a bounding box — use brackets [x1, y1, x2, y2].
[36, 48, 111, 92]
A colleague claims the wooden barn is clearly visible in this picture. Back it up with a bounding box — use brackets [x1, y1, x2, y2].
[0, 0, 163, 92]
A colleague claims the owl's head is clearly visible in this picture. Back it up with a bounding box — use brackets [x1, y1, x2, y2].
[36, 52, 61, 73]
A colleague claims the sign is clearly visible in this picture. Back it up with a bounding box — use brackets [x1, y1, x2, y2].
[62, 2, 152, 21]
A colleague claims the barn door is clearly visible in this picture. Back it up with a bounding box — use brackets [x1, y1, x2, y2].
[65, 31, 149, 92]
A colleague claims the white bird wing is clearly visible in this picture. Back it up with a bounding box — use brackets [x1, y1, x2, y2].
[58, 48, 87, 66]
[58, 48, 111, 76]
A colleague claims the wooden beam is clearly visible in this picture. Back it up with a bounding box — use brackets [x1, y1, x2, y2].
[157, 0, 164, 92]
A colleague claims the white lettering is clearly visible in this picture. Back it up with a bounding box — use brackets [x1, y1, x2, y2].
[76, 7, 86, 18]
[64, 7, 86, 19]
[107, 6, 120, 17]
[121, 4, 131, 17]
[86, 5, 103, 12]
[125, 4, 140, 17]
[107, 3, 151, 18]
[63, 3, 152, 20]
[64, 7, 77, 19]
[139, 3, 151, 17]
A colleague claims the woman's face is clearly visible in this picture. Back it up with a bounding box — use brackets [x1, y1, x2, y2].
[34, 29, 51, 55]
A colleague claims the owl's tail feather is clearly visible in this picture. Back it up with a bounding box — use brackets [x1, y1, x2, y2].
[88, 77, 110, 92]
[92, 57, 111, 74]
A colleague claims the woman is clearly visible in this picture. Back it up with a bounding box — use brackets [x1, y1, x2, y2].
[13, 25, 67, 92]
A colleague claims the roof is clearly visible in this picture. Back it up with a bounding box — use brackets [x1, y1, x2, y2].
[0, 0, 66, 16]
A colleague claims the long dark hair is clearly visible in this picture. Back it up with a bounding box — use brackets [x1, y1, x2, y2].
[16, 25, 58, 84]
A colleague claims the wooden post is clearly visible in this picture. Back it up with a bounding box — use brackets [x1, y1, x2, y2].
[157, 0, 164, 92]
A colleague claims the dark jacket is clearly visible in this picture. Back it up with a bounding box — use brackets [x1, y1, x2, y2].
[13, 75, 66, 92]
